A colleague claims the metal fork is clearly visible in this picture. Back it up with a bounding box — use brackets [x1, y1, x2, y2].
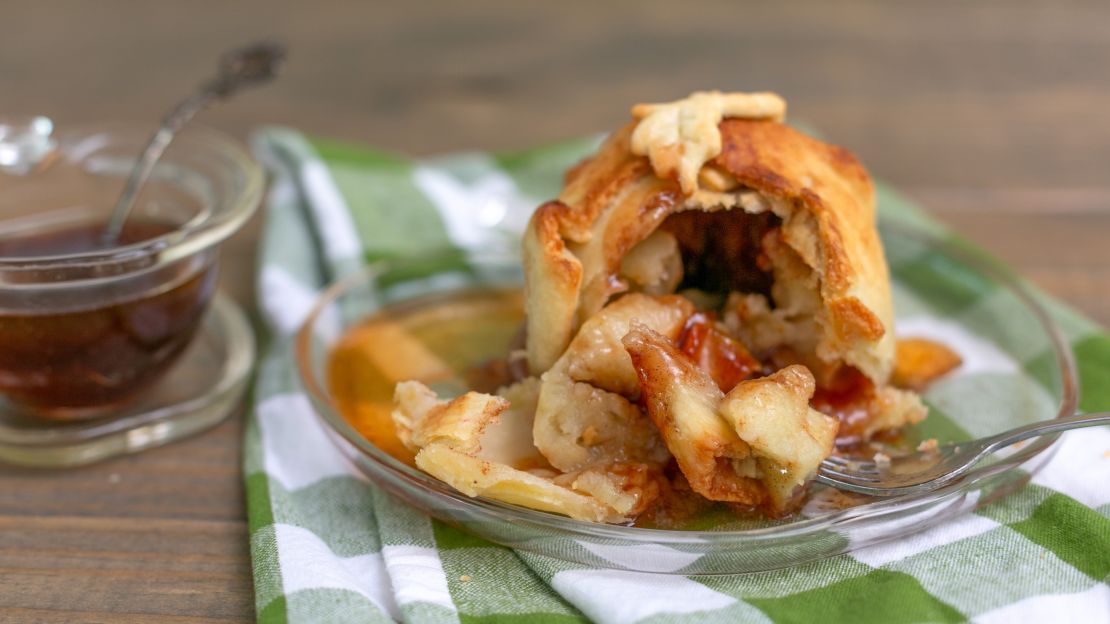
[816, 411, 1110, 496]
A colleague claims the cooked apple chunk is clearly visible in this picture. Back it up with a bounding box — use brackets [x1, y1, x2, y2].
[533, 294, 692, 473]
[618, 230, 684, 296]
[719, 365, 839, 510]
[622, 323, 766, 507]
[624, 325, 840, 513]
[479, 378, 546, 470]
[559, 293, 695, 399]
[532, 375, 663, 472]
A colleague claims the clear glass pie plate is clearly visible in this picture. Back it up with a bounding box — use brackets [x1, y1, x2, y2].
[295, 222, 1077, 575]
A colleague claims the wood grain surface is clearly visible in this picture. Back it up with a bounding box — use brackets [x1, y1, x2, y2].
[2, 1, 1109, 621]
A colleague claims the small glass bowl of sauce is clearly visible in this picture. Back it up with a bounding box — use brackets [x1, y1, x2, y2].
[0, 120, 261, 421]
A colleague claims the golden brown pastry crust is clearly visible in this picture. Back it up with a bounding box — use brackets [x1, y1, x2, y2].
[630, 91, 787, 194]
[523, 113, 895, 384]
[392, 381, 623, 523]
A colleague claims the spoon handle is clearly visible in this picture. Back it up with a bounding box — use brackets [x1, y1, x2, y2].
[101, 41, 285, 245]
[100, 91, 216, 244]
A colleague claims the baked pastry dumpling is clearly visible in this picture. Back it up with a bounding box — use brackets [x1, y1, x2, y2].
[516, 90, 930, 513]
[389, 90, 946, 522]
[522, 91, 925, 450]
[527, 92, 888, 381]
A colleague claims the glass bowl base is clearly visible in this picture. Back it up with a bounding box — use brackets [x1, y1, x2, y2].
[0, 293, 254, 468]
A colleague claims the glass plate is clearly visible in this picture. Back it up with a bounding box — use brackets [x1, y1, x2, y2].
[0, 294, 255, 467]
[295, 222, 1077, 574]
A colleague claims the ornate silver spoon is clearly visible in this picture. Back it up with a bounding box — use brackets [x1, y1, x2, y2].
[101, 40, 286, 244]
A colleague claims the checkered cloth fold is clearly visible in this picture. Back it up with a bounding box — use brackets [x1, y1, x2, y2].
[246, 127, 1110, 624]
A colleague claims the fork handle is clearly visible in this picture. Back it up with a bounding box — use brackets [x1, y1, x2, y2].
[982, 411, 1110, 454]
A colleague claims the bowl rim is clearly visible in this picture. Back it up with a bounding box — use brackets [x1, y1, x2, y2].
[0, 122, 263, 271]
[294, 221, 1079, 543]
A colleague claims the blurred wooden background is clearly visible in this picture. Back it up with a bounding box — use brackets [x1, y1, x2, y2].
[2, 1, 1108, 621]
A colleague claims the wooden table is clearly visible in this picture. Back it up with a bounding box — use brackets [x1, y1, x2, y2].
[2, 1, 1108, 621]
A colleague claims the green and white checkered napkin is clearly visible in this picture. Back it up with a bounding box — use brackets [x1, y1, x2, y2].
[245, 127, 1110, 624]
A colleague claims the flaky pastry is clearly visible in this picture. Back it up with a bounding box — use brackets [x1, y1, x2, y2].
[392, 381, 623, 522]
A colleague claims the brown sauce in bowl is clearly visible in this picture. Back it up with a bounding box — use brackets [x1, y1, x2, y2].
[0, 220, 216, 418]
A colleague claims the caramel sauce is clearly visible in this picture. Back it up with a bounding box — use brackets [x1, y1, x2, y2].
[0, 220, 215, 417]
[676, 312, 761, 393]
[327, 288, 524, 467]
[812, 338, 962, 448]
[634, 466, 720, 529]
[809, 365, 877, 446]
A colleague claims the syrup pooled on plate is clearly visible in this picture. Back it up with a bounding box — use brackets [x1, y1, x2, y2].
[328, 288, 524, 466]
[0, 219, 217, 418]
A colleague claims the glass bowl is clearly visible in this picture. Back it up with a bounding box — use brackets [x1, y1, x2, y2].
[0, 292, 255, 467]
[295, 223, 1077, 574]
[0, 121, 262, 419]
